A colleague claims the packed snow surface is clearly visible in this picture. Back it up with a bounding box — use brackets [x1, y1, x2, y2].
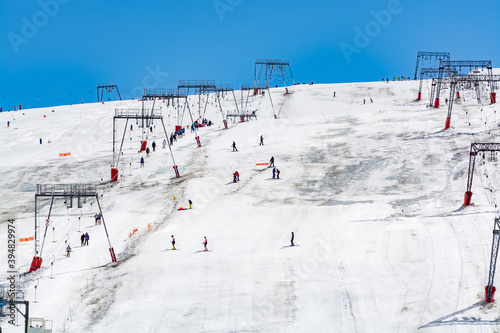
[2, 79, 500, 332]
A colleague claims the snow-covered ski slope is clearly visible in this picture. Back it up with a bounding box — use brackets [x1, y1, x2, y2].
[2, 78, 500, 332]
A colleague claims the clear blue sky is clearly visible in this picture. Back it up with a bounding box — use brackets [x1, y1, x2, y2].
[1, 0, 499, 110]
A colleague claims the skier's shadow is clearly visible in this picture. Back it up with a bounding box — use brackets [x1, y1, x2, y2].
[418, 302, 499, 328]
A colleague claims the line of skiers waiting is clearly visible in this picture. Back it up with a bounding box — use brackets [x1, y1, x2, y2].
[382, 76, 411, 82]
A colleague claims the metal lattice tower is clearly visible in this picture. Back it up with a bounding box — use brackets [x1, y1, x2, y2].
[212, 84, 240, 128]
[414, 51, 450, 80]
[30, 184, 117, 273]
[254, 59, 294, 89]
[177, 80, 217, 119]
[240, 83, 276, 118]
[176, 80, 240, 134]
[463, 143, 500, 206]
[114, 96, 181, 177]
[97, 84, 122, 102]
[417, 67, 457, 101]
[485, 217, 500, 303]
[431, 60, 493, 108]
[443, 74, 500, 129]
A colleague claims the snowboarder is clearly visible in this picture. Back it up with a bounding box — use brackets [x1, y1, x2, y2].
[203, 236, 208, 251]
[232, 141, 238, 152]
[84, 232, 89, 246]
[163, 139, 166, 149]
[66, 245, 72, 257]
[140, 157, 145, 167]
[272, 168, 276, 179]
[269, 156, 274, 167]
[290, 232, 294, 246]
[188, 199, 193, 209]
[146, 147, 150, 157]
[259, 135, 264, 146]
[152, 141, 156, 152]
[80, 233, 85, 246]
[276, 169, 280, 179]
[171, 235, 176, 250]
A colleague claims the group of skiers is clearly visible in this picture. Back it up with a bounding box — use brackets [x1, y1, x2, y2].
[168, 133, 178, 146]
[382, 76, 411, 82]
[140, 141, 157, 166]
[272, 167, 280, 179]
[229, 136, 281, 182]
[80, 232, 90, 246]
[66, 232, 91, 257]
[168, 233, 294, 251]
[169, 235, 207, 251]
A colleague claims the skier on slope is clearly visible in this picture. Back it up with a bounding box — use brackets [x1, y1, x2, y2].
[203, 236, 208, 251]
[269, 156, 274, 167]
[152, 141, 156, 152]
[171, 235, 176, 250]
[188, 199, 193, 209]
[163, 139, 166, 149]
[80, 233, 85, 246]
[140, 157, 145, 167]
[232, 141, 238, 152]
[290, 232, 295, 246]
[233, 171, 240, 182]
[66, 245, 72, 257]
[272, 168, 276, 179]
[259, 135, 264, 146]
[84, 232, 89, 246]
[276, 169, 280, 179]
[146, 147, 150, 157]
